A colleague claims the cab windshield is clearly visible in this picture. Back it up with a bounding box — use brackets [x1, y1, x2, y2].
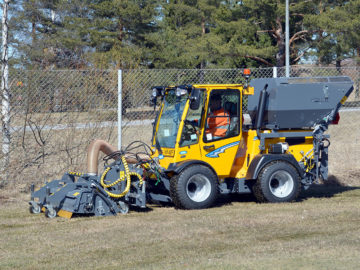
[155, 90, 187, 148]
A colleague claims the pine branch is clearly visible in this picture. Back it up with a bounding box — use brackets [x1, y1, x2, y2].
[244, 55, 273, 67]
[289, 30, 309, 45]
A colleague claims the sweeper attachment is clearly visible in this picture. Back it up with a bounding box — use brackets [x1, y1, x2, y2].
[29, 73, 354, 218]
[29, 141, 158, 218]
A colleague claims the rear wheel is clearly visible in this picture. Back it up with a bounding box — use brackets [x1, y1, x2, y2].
[253, 161, 301, 203]
[170, 165, 218, 209]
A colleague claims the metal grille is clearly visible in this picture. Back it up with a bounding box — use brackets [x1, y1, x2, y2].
[1, 66, 359, 187]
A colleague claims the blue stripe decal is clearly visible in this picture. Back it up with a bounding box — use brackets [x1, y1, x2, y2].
[205, 141, 240, 158]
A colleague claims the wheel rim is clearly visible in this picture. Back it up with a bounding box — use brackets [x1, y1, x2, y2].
[30, 204, 41, 214]
[186, 174, 211, 202]
[268, 170, 294, 198]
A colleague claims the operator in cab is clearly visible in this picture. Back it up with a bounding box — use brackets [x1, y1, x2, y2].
[206, 94, 230, 139]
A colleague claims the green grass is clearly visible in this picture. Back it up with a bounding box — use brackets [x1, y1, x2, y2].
[0, 185, 360, 270]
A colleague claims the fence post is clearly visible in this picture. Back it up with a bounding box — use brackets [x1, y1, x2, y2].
[273, 67, 277, 78]
[117, 69, 122, 150]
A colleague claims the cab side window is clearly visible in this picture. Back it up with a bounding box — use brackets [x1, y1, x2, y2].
[204, 90, 240, 142]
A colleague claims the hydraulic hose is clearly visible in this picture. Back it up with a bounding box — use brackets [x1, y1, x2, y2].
[87, 139, 150, 173]
[100, 155, 143, 198]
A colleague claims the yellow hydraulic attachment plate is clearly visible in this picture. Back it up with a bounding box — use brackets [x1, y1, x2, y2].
[57, 210, 73, 219]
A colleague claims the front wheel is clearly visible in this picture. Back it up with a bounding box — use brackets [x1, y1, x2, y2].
[29, 204, 41, 214]
[45, 208, 57, 219]
[253, 161, 301, 203]
[170, 165, 218, 209]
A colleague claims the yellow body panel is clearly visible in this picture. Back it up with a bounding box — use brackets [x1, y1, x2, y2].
[157, 143, 203, 169]
[229, 130, 314, 179]
[200, 135, 241, 177]
[230, 130, 260, 178]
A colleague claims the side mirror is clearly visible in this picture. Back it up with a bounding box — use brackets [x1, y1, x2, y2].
[189, 88, 200, 110]
[151, 88, 158, 110]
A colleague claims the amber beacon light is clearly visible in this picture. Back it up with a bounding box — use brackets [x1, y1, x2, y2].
[243, 68, 251, 79]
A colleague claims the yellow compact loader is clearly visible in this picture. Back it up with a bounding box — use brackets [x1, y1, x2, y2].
[29, 71, 354, 218]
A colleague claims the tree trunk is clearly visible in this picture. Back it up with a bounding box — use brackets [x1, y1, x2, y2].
[31, 18, 37, 66]
[276, 38, 285, 67]
[1, 0, 11, 184]
[336, 59, 341, 73]
[275, 17, 285, 67]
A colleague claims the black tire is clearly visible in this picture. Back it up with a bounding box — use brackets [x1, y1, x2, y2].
[253, 161, 301, 203]
[170, 165, 218, 209]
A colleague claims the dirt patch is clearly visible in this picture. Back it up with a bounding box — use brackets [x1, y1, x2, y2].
[325, 175, 345, 186]
[345, 170, 360, 186]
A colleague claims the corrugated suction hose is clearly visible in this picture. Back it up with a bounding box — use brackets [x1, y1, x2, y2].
[87, 139, 118, 175]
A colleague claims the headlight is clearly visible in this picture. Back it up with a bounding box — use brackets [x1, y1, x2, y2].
[281, 142, 289, 152]
[152, 88, 157, 98]
[176, 87, 187, 97]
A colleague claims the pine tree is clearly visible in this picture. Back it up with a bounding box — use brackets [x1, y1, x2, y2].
[7, 0, 359, 69]
[85, 0, 159, 69]
[304, 0, 360, 66]
[149, 0, 322, 68]
[147, 0, 224, 68]
[11, 0, 67, 68]
[211, 0, 276, 67]
[238, 0, 325, 67]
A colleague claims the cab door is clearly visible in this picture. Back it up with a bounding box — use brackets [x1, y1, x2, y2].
[175, 89, 206, 163]
[200, 88, 242, 177]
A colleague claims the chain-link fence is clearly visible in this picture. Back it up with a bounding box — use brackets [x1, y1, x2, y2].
[1, 66, 359, 188]
[1, 70, 118, 188]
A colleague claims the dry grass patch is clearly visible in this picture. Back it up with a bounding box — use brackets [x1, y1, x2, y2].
[0, 184, 360, 270]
